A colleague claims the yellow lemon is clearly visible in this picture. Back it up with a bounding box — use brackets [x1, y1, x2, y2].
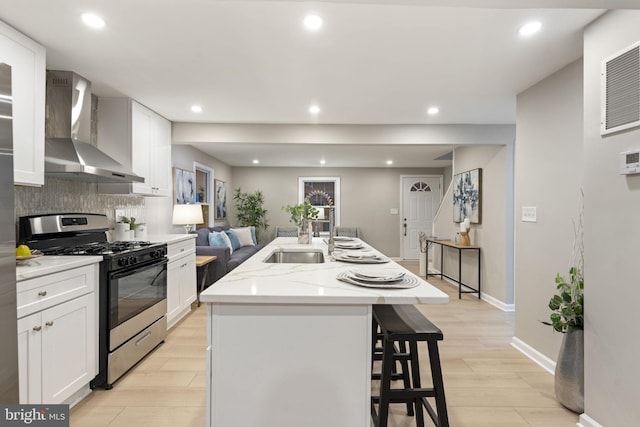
[16, 245, 31, 257]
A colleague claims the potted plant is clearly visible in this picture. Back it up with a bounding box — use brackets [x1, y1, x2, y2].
[119, 216, 146, 239]
[541, 193, 584, 414]
[283, 201, 319, 244]
[233, 188, 269, 242]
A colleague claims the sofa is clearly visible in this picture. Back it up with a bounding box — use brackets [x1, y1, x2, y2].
[191, 226, 265, 285]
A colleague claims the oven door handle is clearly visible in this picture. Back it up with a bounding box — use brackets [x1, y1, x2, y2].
[110, 258, 168, 280]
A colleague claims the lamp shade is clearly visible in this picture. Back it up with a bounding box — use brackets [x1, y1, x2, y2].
[172, 204, 203, 225]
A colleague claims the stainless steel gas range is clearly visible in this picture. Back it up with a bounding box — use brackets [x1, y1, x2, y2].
[19, 213, 168, 389]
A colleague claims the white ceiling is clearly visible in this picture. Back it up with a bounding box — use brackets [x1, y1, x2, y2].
[0, 1, 634, 167]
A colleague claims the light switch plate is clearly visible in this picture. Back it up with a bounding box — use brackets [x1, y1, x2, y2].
[522, 206, 537, 223]
[115, 209, 125, 220]
[390, 208, 399, 215]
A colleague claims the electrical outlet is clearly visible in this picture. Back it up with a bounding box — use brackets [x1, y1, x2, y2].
[390, 208, 399, 215]
[522, 206, 537, 223]
[115, 209, 125, 220]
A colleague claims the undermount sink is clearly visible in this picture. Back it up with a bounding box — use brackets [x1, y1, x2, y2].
[263, 248, 325, 264]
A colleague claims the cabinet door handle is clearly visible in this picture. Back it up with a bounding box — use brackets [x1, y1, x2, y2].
[32, 326, 42, 332]
[38, 291, 47, 297]
[45, 321, 54, 327]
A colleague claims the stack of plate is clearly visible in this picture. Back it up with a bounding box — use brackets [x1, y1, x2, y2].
[335, 241, 364, 249]
[333, 252, 389, 263]
[336, 269, 419, 289]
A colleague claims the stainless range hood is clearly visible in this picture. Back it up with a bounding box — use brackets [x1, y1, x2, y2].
[45, 70, 144, 183]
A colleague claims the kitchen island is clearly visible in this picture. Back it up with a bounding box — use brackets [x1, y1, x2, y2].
[199, 237, 448, 427]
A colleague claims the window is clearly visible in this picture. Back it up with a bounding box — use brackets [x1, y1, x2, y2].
[298, 177, 340, 234]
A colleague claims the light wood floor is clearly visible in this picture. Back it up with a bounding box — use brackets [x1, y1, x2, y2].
[70, 261, 579, 427]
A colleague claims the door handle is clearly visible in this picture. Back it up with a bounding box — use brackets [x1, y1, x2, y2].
[403, 219, 407, 237]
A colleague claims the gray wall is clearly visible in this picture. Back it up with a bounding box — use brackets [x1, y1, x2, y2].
[145, 144, 233, 235]
[514, 59, 584, 361]
[231, 166, 444, 257]
[582, 10, 640, 425]
[432, 145, 511, 305]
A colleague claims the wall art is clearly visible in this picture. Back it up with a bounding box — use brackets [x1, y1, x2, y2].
[452, 168, 482, 223]
[174, 168, 196, 204]
[215, 179, 227, 219]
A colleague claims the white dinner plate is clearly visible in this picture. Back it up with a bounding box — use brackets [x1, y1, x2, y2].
[348, 269, 405, 282]
[336, 272, 418, 289]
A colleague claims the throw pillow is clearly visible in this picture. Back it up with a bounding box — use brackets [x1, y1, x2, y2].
[250, 226, 257, 245]
[208, 231, 233, 254]
[224, 229, 241, 251]
[231, 227, 255, 247]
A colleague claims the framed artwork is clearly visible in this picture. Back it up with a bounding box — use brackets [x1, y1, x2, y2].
[452, 168, 482, 224]
[173, 168, 196, 204]
[215, 179, 227, 219]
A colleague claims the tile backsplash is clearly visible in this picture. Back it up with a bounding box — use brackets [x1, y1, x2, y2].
[15, 176, 145, 231]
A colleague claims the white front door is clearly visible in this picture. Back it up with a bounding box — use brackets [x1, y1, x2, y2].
[401, 176, 442, 260]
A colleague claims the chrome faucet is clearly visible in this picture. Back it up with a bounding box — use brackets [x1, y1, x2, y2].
[328, 207, 335, 255]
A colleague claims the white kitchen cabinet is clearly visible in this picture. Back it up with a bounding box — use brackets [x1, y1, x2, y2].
[97, 98, 171, 196]
[16, 264, 98, 404]
[166, 238, 197, 328]
[0, 20, 45, 186]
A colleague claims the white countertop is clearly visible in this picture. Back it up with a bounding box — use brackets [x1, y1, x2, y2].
[200, 237, 449, 305]
[16, 256, 103, 282]
[147, 234, 195, 244]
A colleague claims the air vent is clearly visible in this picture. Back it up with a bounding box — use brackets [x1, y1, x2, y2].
[601, 41, 640, 135]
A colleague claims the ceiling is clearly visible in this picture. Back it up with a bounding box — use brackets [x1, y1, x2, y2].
[0, 1, 634, 167]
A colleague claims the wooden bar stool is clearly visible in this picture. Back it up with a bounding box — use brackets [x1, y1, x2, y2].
[371, 304, 449, 427]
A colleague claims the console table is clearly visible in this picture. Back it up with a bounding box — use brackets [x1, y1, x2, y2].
[425, 239, 481, 299]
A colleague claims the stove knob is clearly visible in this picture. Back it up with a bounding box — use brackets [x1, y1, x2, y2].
[118, 258, 126, 267]
[129, 256, 137, 265]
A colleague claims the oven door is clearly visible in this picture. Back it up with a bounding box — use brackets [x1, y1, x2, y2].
[108, 259, 167, 350]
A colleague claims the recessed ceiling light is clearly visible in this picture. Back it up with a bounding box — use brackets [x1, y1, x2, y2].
[252, 159, 259, 164]
[309, 105, 320, 114]
[320, 159, 326, 165]
[81, 13, 105, 29]
[519, 21, 542, 37]
[304, 14, 323, 31]
[427, 106, 439, 115]
[386, 160, 393, 165]
[191, 105, 202, 113]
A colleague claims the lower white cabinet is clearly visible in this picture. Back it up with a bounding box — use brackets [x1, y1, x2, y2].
[16, 264, 98, 404]
[167, 239, 197, 328]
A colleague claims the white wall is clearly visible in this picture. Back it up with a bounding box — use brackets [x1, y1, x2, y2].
[433, 145, 511, 305]
[514, 59, 584, 362]
[582, 10, 640, 426]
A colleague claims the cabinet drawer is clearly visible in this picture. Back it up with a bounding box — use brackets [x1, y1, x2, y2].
[17, 265, 97, 319]
[167, 239, 195, 260]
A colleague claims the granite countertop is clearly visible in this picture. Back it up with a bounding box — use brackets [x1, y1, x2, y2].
[200, 237, 449, 305]
[16, 256, 103, 282]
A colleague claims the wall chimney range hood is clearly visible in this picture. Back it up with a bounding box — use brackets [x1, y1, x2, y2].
[44, 70, 144, 183]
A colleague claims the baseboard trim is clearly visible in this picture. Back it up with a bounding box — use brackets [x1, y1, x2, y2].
[429, 269, 515, 312]
[510, 336, 555, 375]
[577, 414, 603, 427]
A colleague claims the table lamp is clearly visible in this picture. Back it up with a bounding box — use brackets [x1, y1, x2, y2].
[172, 204, 203, 234]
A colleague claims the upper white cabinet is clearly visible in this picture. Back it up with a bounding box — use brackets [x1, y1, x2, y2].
[0, 20, 45, 186]
[97, 98, 171, 196]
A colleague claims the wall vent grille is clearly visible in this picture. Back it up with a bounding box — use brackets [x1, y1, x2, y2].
[601, 41, 640, 135]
